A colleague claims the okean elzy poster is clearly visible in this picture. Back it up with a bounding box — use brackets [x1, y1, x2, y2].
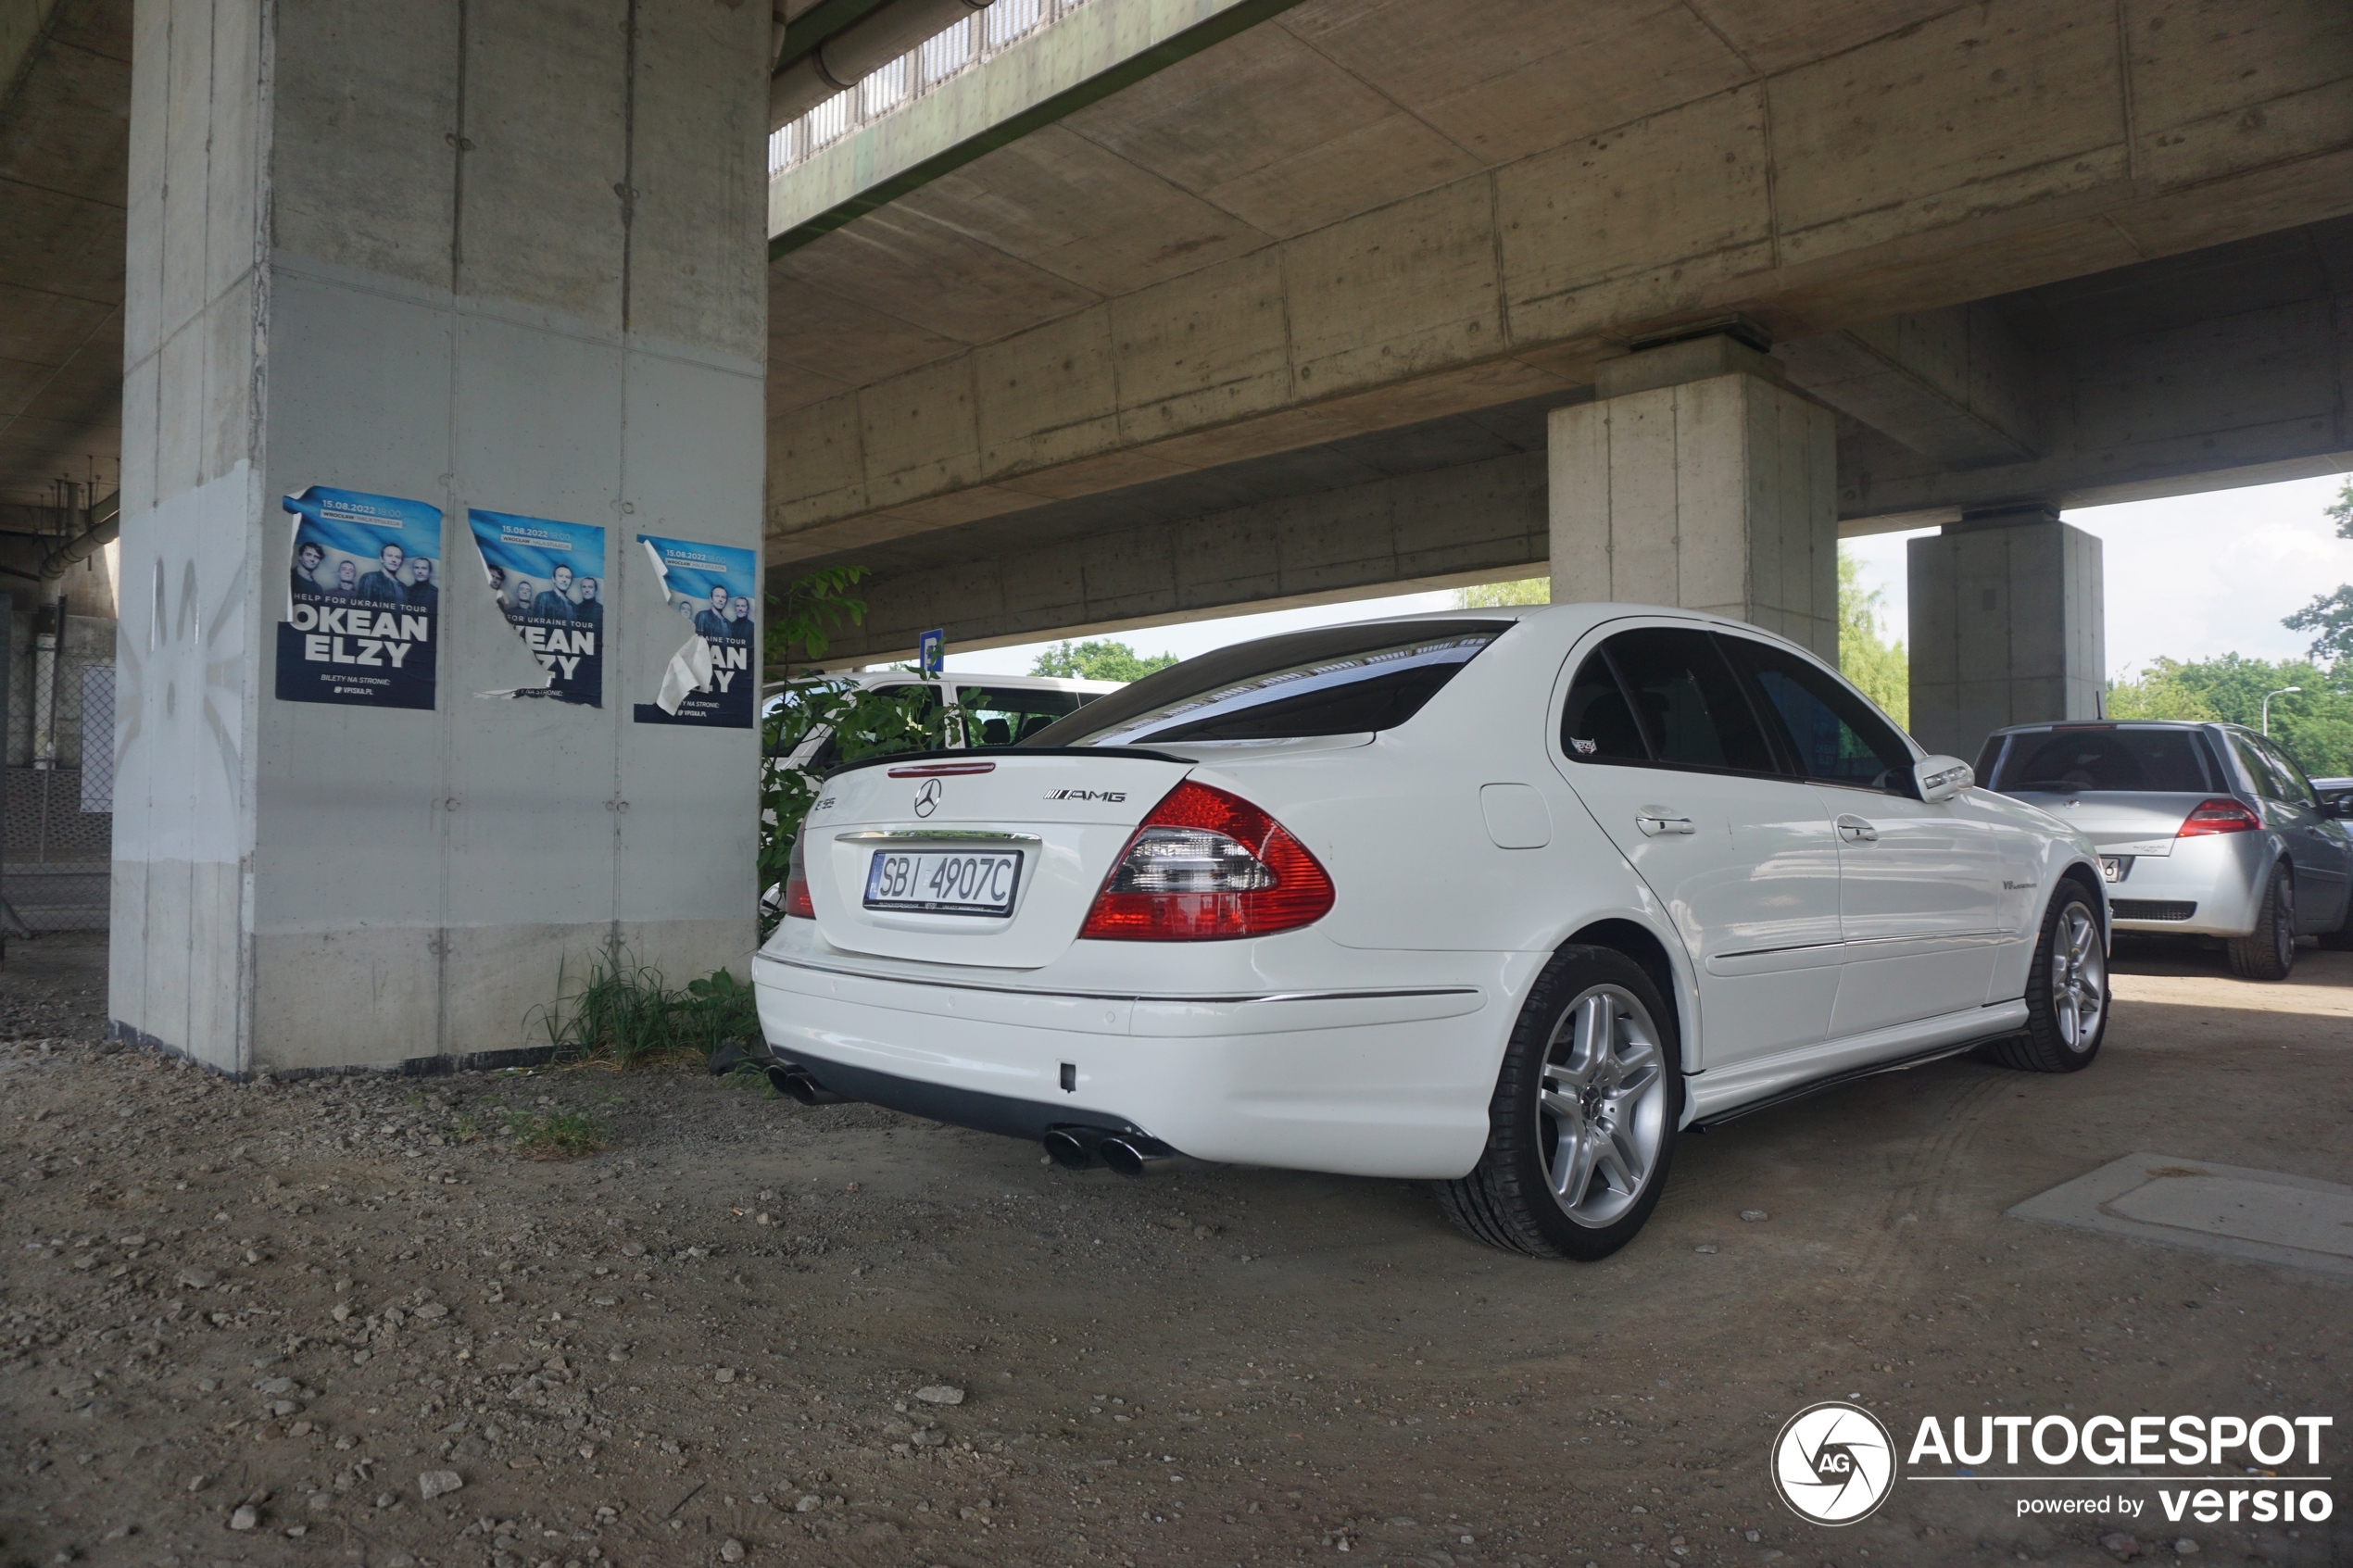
[633, 533, 757, 729]
[468, 508, 607, 706]
[275, 484, 444, 709]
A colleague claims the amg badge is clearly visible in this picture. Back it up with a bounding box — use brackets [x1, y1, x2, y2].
[1044, 788, 1126, 803]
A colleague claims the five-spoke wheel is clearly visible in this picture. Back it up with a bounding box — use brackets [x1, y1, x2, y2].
[1536, 985, 1667, 1230]
[1441, 947, 1681, 1260]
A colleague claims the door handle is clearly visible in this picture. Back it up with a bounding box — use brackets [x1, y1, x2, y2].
[1636, 806, 1696, 836]
[1836, 814, 1879, 844]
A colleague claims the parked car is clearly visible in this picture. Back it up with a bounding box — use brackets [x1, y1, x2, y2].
[754, 604, 2111, 1261]
[763, 671, 1124, 777]
[1974, 721, 2353, 978]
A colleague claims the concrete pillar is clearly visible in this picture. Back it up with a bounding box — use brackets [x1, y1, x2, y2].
[1548, 333, 1840, 663]
[1906, 504, 2106, 761]
[112, 0, 769, 1075]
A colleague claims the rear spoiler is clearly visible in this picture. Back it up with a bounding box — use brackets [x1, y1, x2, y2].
[820, 745, 1193, 784]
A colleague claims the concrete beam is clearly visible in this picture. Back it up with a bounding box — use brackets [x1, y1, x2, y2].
[770, 0, 1304, 248]
[802, 238, 2353, 659]
[1836, 282, 2353, 532]
[766, 0, 2353, 565]
[805, 448, 1545, 666]
[1776, 305, 2039, 470]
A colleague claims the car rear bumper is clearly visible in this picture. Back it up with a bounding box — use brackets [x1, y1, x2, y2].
[750, 944, 1520, 1180]
[2100, 833, 2271, 937]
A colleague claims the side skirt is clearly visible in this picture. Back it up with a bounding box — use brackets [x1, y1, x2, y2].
[1687, 1006, 2032, 1133]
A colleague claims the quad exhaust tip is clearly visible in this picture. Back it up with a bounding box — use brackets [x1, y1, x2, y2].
[1043, 1125, 1180, 1175]
[766, 1062, 853, 1106]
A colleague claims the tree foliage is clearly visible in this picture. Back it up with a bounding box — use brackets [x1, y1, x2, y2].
[1456, 577, 1550, 608]
[2108, 653, 2353, 779]
[756, 568, 947, 934]
[2282, 477, 2353, 666]
[1837, 555, 1909, 731]
[1030, 639, 1176, 682]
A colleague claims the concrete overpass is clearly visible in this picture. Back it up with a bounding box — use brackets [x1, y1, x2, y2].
[0, 0, 2347, 1073]
[760, 0, 2353, 754]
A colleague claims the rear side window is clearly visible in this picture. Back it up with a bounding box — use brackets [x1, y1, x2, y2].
[2253, 736, 2315, 805]
[2230, 731, 2314, 805]
[1026, 621, 1508, 746]
[1990, 727, 2214, 794]
[953, 686, 1088, 748]
[1723, 638, 1914, 794]
[1562, 628, 1774, 774]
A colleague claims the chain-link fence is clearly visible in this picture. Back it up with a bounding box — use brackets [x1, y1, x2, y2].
[3, 610, 115, 934]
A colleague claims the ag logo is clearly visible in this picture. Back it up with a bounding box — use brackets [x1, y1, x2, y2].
[913, 778, 942, 818]
[1770, 1401, 1894, 1525]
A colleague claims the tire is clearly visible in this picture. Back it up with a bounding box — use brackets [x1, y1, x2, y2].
[2316, 883, 2353, 952]
[1986, 883, 2109, 1073]
[1438, 947, 1680, 1261]
[2225, 862, 2296, 981]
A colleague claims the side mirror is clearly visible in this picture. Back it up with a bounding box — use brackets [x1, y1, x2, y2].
[1915, 755, 1975, 804]
[2322, 790, 2353, 821]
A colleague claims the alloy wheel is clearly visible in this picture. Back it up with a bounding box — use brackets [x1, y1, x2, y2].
[2273, 877, 2296, 971]
[2049, 902, 2107, 1050]
[1536, 985, 1667, 1228]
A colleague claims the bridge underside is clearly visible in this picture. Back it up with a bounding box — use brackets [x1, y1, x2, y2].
[761, 0, 2353, 666]
[792, 218, 2353, 666]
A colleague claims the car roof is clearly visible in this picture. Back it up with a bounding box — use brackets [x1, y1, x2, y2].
[1984, 719, 2216, 734]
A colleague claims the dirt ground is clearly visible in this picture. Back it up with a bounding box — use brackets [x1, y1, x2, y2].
[3, 933, 2348, 1568]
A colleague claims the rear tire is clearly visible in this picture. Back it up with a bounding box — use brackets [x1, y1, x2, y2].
[2317, 883, 2353, 952]
[1438, 947, 1680, 1261]
[1987, 883, 2108, 1073]
[2225, 863, 2296, 981]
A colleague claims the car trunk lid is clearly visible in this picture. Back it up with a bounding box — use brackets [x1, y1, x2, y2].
[803, 749, 1194, 968]
[2000, 790, 2224, 856]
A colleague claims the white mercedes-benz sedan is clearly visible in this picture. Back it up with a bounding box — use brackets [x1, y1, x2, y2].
[752, 604, 2110, 1260]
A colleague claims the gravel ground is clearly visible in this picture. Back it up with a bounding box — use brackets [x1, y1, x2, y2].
[2, 933, 2347, 1568]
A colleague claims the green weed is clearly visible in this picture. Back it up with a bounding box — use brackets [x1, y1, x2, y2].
[507, 1106, 610, 1160]
[527, 947, 761, 1072]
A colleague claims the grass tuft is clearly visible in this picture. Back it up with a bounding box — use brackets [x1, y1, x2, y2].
[507, 1106, 610, 1160]
[527, 948, 761, 1072]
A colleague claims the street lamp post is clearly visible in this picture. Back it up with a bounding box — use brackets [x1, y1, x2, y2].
[2261, 685, 2300, 736]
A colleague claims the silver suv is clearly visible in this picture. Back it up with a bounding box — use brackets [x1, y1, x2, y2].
[1975, 721, 2353, 979]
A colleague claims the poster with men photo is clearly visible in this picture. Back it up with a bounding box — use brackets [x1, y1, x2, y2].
[467, 508, 606, 706]
[632, 533, 756, 729]
[276, 484, 443, 709]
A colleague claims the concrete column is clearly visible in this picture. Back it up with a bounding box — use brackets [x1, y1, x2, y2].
[1548, 333, 1840, 664]
[1906, 504, 2106, 761]
[112, 0, 769, 1074]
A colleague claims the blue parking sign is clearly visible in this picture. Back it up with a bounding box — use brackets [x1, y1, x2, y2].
[919, 628, 944, 678]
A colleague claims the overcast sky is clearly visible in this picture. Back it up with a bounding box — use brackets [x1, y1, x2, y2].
[940, 470, 2352, 683]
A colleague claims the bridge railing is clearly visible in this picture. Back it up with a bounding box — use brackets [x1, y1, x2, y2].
[768, 0, 1093, 177]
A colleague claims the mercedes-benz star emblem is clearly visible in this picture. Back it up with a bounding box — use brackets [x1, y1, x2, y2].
[913, 778, 942, 818]
[1770, 1401, 1894, 1525]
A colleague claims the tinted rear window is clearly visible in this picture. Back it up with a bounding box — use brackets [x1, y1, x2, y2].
[1025, 621, 1509, 746]
[1988, 726, 2215, 794]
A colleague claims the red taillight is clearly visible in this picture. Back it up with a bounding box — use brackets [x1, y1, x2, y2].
[785, 821, 817, 919]
[2177, 797, 2261, 837]
[1077, 781, 1334, 942]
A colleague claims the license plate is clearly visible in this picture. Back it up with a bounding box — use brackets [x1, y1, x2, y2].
[2099, 856, 2129, 884]
[863, 848, 1022, 916]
